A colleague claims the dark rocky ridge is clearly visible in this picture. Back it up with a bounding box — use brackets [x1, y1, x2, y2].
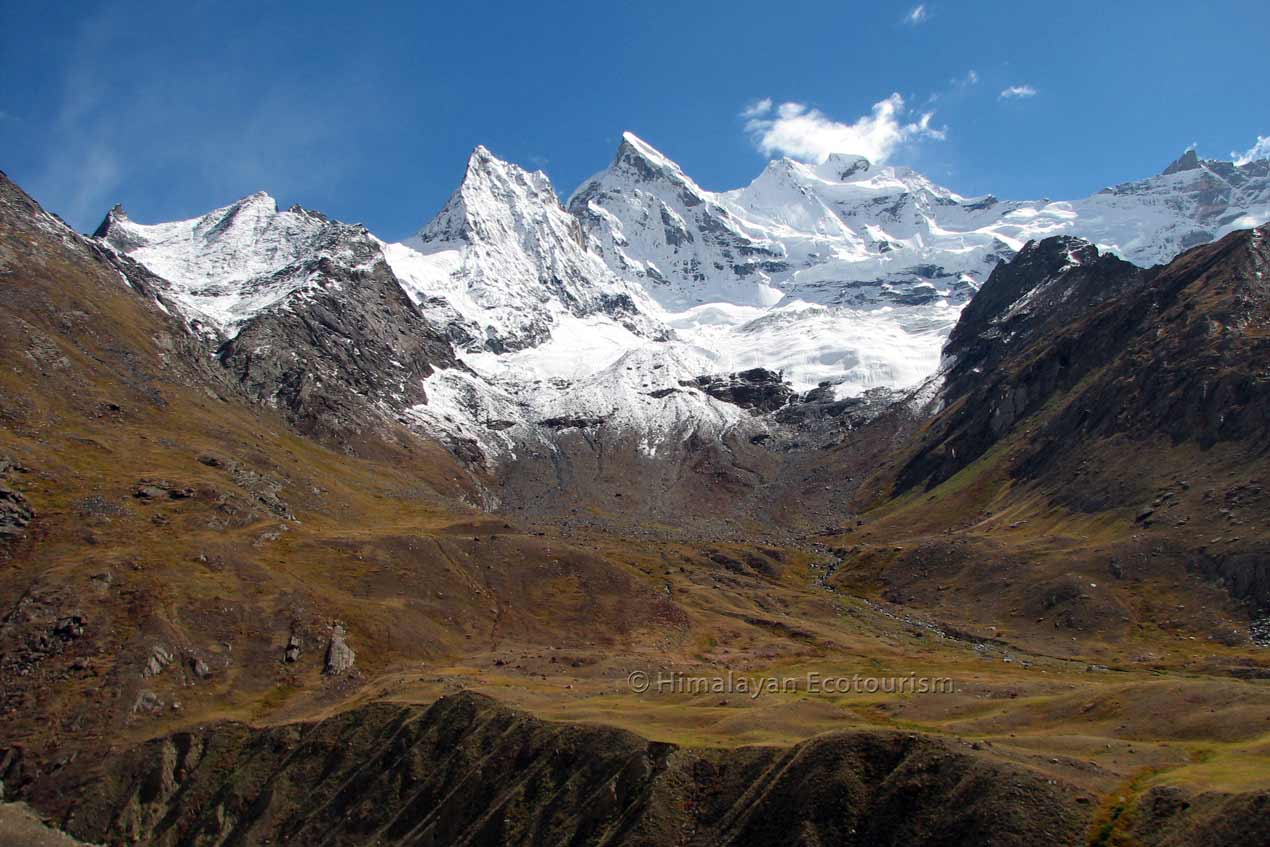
[894, 228, 1270, 496]
[18, 692, 1265, 847]
[775, 384, 904, 429]
[28, 692, 1096, 847]
[216, 252, 460, 443]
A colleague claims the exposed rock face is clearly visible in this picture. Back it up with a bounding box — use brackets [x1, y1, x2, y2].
[1162, 148, 1202, 175]
[1188, 548, 1270, 611]
[683, 367, 795, 412]
[322, 625, 354, 675]
[1007, 226, 1270, 457]
[215, 252, 459, 441]
[939, 235, 1144, 406]
[189, 657, 212, 680]
[48, 692, 1096, 847]
[0, 589, 92, 689]
[0, 460, 33, 545]
[283, 633, 301, 663]
[894, 226, 1270, 494]
[775, 384, 904, 428]
[131, 690, 162, 715]
[141, 644, 173, 678]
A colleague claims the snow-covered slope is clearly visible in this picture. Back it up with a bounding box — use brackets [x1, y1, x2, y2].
[406, 317, 760, 461]
[569, 133, 790, 309]
[563, 133, 1270, 403]
[1068, 150, 1270, 260]
[572, 135, 1270, 317]
[383, 146, 664, 354]
[96, 194, 380, 336]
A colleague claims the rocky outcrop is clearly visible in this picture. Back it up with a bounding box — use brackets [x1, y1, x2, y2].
[141, 644, 173, 678]
[322, 625, 355, 675]
[775, 384, 904, 429]
[0, 459, 33, 546]
[1188, 548, 1270, 612]
[683, 368, 794, 412]
[1162, 148, 1202, 176]
[283, 633, 301, 664]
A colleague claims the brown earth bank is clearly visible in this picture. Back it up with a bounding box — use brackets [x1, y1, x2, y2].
[2, 167, 1269, 847]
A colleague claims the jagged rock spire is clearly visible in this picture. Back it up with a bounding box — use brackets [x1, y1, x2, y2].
[1162, 148, 1201, 176]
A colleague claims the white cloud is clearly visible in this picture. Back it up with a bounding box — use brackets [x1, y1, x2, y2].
[740, 98, 773, 119]
[904, 4, 927, 24]
[950, 70, 978, 92]
[1232, 135, 1270, 166]
[999, 85, 1038, 100]
[927, 70, 978, 105]
[744, 94, 944, 164]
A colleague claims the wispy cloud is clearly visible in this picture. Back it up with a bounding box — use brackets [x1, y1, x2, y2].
[926, 70, 978, 106]
[1232, 135, 1270, 166]
[21, 5, 389, 231]
[740, 98, 773, 119]
[743, 94, 944, 164]
[904, 4, 927, 25]
[999, 85, 1038, 100]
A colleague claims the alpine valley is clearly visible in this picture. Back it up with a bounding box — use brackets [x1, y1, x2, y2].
[1, 132, 1269, 847]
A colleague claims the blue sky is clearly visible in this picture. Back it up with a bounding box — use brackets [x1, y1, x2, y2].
[1, 0, 1266, 240]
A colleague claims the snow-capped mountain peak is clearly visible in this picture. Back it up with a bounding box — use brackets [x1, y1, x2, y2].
[386, 144, 663, 355]
[417, 145, 562, 247]
[95, 191, 379, 335]
[569, 134, 788, 309]
[813, 153, 872, 182]
[607, 131, 706, 194]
